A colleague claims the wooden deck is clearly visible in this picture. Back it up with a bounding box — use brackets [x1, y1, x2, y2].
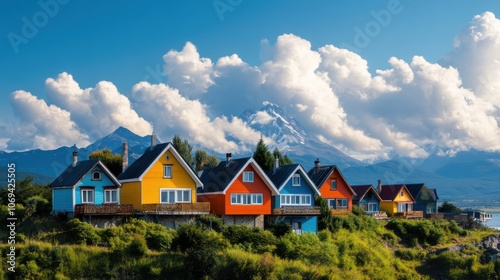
[140, 202, 210, 214]
[331, 208, 349, 216]
[272, 206, 321, 215]
[394, 210, 424, 219]
[74, 204, 134, 216]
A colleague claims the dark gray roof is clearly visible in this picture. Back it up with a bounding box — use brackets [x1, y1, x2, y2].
[50, 159, 105, 188]
[198, 157, 251, 193]
[118, 143, 169, 180]
[307, 165, 337, 189]
[429, 188, 439, 200]
[405, 183, 425, 199]
[266, 164, 300, 189]
[351, 185, 382, 202]
[379, 184, 413, 201]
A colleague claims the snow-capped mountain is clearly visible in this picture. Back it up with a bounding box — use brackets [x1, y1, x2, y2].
[240, 102, 363, 169]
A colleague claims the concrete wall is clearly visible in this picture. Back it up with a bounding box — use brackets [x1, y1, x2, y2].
[222, 215, 264, 229]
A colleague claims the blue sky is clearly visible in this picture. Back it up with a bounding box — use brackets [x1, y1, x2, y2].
[1, 1, 500, 160]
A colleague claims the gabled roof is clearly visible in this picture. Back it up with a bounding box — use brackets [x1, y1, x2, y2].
[50, 159, 121, 188]
[406, 183, 438, 203]
[267, 164, 321, 196]
[307, 165, 356, 195]
[118, 142, 203, 188]
[378, 184, 414, 201]
[351, 185, 382, 203]
[198, 157, 279, 195]
[429, 188, 439, 201]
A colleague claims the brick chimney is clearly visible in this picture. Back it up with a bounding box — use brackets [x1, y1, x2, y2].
[122, 142, 128, 171]
[151, 131, 157, 148]
[377, 179, 382, 193]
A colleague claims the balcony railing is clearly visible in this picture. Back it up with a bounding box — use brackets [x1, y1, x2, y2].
[426, 213, 445, 219]
[272, 206, 321, 215]
[141, 202, 210, 214]
[74, 204, 134, 215]
[394, 210, 424, 219]
[331, 208, 349, 216]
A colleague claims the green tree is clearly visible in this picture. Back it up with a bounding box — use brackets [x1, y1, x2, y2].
[195, 149, 220, 171]
[172, 135, 194, 167]
[0, 176, 51, 207]
[253, 138, 274, 172]
[315, 196, 334, 232]
[272, 147, 294, 165]
[438, 201, 462, 213]
[88, 149, 122, 176]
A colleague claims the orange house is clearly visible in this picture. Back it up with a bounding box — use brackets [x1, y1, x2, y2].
[307, 159, 356, 214]
[197, 155, 279, 228]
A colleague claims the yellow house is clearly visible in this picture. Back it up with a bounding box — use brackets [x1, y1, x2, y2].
[118, 142, 208, 213]
[378, 184, 420, 218]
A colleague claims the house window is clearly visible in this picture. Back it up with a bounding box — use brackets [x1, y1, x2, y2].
[81, 189, 94, 204]
[160, 189, 191, 203]
[104, 189, 118, 203]
[280, 194, 311, 206]
[164, 165, 172, 178]
[330, 179, 337, 190]
[292, 174, 300, 186]
[327, 198, 347, 209]
[400, 191, 404, 197]
[368, 203, 378, 212]
[243, 171, 254, 182]
[337, 199, 347, 208]
[360, 203, 368, 212]
[91, 171, 101, 181]
[230, 193, 263, 205]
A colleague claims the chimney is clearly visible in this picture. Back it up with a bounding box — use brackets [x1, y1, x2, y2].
[72, 150, 78, 167]
[273, 156, 279, 174]
[226, 153, 232, 166]
[314, 158, 321, 168]
[122, 142, 128, 171]
[377, 180, 382, 193]
[151, 131, 157, 148]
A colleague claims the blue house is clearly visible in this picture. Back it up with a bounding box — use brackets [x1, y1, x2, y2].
[405, 183, 439, 217]
[351, 185, 383, 216]
[50, 151, 130, 216]
[267, 161, 321, 234]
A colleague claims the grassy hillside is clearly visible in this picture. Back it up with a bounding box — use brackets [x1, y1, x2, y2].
[1, 211, 499, 279]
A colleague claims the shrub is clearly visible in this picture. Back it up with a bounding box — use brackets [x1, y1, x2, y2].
[144, 223, 175, 252]
[222, 225, 277, 253]
[127, 234, 148, 257]
[197, 214, 224, 232]
[66, 219, 101, 245]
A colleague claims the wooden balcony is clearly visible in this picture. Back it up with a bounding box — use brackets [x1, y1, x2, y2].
[426, 213, 445, 219]
[74, 204, 134, 216]
[140, 202, 210, 214]
[394, 210, 424, 219]
[272, 206, 321, 216]
[331, 208, 349, 216]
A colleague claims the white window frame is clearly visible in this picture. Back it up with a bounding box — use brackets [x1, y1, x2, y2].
[91, 171, 101, 181]
[368, 203, 378, 212]
[230, 193, 263, 205]
[81, 189, 94, 204]
[160, 188, 191, 203]
[164, 165, 173, 178]
[280, 194, 311, 206]
[292, 174, 300, 186]
[327, 198, 347, 209]
[104, 189, 118, 203]
[242, 171, 254, 182]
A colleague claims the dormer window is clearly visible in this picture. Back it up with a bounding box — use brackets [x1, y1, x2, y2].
[92, 171, 101, 181]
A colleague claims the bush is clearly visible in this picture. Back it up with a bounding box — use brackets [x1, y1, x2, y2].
[66, 219, 101, 245]
[268, 221, 292, 237]
[197, 214, 224, 232]
[222, 225, 277, 253]
[127, 234, 148, 257]
[145, 223, 176, 252]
